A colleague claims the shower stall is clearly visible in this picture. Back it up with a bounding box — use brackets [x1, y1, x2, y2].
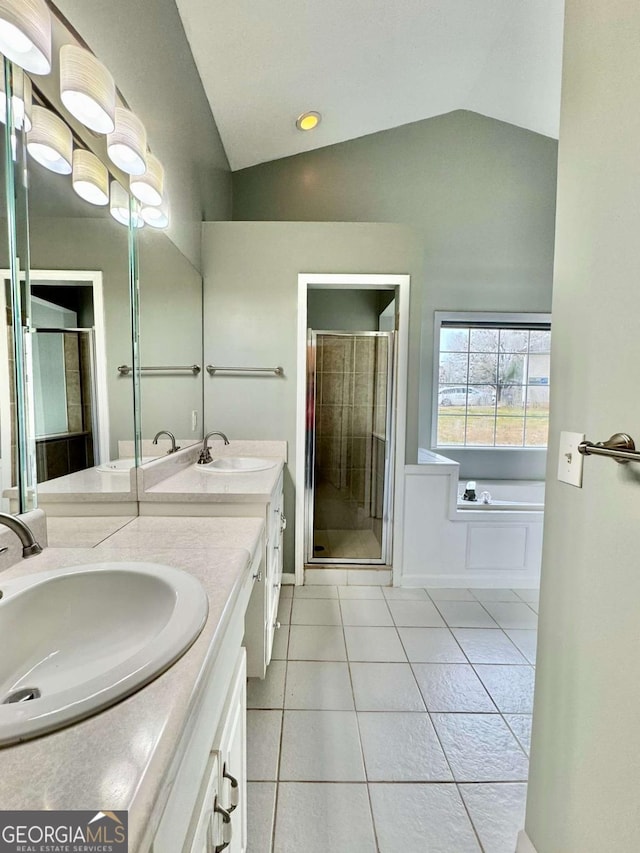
[305, 330, 395, 565]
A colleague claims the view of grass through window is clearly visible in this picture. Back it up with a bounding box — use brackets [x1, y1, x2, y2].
[436, 323, 550, 447]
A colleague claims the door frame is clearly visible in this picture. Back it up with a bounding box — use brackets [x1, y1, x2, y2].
[295, 273, 410, 585]
[22, 269, 109, 463]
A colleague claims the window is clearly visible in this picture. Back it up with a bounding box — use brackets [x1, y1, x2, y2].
[433, 312, 551, 449]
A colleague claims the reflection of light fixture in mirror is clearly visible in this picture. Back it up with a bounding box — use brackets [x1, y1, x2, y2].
[0, 65, 32, 131]
[107, 107, 146, 175]
[72, 149, 108, 206]
[0, 0, 51, 74]
[141, 200, 169, 229]
[27, 105, 72, 174]
[296, 111, 321, 131]
[60, 44, 115, 134]
[110, 180, 144, 228]
[130, 152, 164, 206]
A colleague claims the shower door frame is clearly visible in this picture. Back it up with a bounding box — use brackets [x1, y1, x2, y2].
[305, 330, 396, 566]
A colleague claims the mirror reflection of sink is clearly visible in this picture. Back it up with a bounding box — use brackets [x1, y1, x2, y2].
[0, 562, 208, 746]
[96, 457, 157, 473]
[197, 457, 277, 473]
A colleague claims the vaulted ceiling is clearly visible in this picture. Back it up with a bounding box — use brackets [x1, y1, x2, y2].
[175, 0, 564, 171]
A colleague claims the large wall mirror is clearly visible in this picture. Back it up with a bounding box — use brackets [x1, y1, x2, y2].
[0, 57, 137, 517]
[0, 14, 205, 520]
[135, 228, 203, 459]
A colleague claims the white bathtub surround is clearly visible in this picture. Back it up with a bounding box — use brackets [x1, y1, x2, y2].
[399, 450, 544, 588]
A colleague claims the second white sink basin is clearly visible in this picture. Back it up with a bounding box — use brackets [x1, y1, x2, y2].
[0, 562, 208, 746]
[198, 456, 277, 473]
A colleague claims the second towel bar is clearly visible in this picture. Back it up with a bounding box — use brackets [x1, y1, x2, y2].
[206, 365, 284, 376]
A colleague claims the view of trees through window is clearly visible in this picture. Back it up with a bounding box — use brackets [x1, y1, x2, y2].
[436, 324, 551, 447]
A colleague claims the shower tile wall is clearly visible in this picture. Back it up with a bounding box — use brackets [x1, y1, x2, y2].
[314, 335, 384, 548]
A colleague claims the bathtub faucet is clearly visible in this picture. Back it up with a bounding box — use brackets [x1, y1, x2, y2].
[463, 481, 477, 502]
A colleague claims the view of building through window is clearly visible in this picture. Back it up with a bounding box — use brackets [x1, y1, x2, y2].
[436, 322, 551, 447]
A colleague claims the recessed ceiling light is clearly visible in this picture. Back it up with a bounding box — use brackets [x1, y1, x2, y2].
[296, 111, 321, 132]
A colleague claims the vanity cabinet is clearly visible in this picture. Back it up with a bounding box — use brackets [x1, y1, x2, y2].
[245, 471, 285, 678]
[185, 650, 246, 853]
[151, 548, 255, 853]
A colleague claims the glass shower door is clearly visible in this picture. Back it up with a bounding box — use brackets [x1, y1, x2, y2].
[306, 330, 394, 564]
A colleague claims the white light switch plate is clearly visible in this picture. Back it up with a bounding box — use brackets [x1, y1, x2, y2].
[557, 431, 585, 487]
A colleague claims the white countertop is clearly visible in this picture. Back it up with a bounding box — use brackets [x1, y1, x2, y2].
[0, 515, 265, 852]
[30, 466, 135, 500]
[142, 458, 284, 503]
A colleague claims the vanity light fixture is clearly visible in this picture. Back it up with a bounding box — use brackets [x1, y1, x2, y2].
[59, 44, 115, 134]
[27, 105, 72, 174]
[0, 0, 51, 75]
[72, 149, 109, 206]
[296, 110, 321, 131]
[109, 179, 144, 228]
[0, 65, 32, 131]
[107, 107, 147, 175]
[129, 151, 164, 206]
[141, 199, 169, 229]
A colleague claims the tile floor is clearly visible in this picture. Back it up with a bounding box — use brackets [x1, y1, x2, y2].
[247, 584, 539, 853]
[313, 528, 382, 559]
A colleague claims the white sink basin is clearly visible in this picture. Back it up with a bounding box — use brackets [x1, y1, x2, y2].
[0, 562, 208, 746]
[198, 457, 277, 473]
[96, 457, 156, 473]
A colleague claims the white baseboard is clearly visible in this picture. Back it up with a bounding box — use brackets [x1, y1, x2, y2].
[516, 830, 538, 853]
[400, 572, 540, 589]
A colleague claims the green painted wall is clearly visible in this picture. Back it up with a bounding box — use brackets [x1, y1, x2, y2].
[232, 110, 557, 476]
[55, 0, 232, 269]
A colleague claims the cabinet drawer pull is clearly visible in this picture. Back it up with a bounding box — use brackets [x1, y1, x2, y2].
[213, 797, 232, 853]
[274, 620, 281, 630]
[223, 764, 239, 812]
[253, 570, 262, 582]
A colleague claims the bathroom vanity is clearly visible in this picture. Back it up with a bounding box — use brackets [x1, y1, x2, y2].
[0, 513, 269, 853]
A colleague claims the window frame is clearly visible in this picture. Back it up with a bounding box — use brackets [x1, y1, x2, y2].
[431, 311, 552, 452]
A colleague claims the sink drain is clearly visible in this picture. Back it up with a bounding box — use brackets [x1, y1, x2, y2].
[3, 687, 41, 704]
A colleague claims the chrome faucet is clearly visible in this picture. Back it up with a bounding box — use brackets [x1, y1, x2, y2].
[153, 430, 180, 454]
[197, 431, 230, 465]
[0, 512, 43, 558]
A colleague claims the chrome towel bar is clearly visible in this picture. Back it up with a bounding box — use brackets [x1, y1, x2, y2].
[118, 364, 201, 375]
[578, 433, 640, 464]
[206, 365, 284, 376]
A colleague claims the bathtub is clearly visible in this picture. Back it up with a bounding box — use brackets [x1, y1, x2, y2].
[400, 453, 545, 587]
[457, 480, 545, 512]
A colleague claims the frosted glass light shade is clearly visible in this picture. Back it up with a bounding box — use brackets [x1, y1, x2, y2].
[0, 66, 32, 131]
[130, 153, 164, 206]
[27, 105, 72, 174]
[0, 0, 51, 74]
[141, 200, 169, 229]
[110, 180, 144, 228]
[107, 107, 146, 175]
[60, 44, 115, 134]
[72, 149, 109, 206]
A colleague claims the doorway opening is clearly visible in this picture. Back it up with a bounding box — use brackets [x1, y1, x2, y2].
[295, 274, 410, 582]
